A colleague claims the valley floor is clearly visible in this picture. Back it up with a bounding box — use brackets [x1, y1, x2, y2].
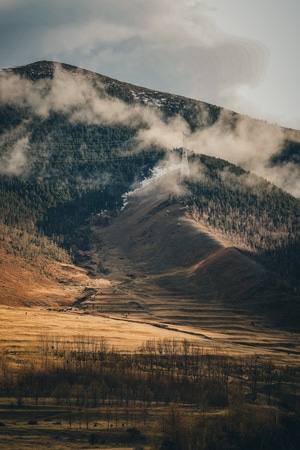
[0, 300, 299, 365]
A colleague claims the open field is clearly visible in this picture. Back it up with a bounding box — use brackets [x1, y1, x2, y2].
[0, 320, 299, 449]
[1, 299, 300, 364]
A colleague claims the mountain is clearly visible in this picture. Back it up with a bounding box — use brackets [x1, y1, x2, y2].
[0, 60, 299, 330]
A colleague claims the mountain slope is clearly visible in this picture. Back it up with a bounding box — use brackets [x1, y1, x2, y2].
[0, 60, 299, 330]
[78, 175, 300, 330]
[0, 223, 90, 306]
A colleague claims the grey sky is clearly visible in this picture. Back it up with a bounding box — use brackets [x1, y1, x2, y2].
[0, 0, 299, 128]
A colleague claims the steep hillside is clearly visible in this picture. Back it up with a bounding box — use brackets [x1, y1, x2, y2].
[78, 174, 299, 330]
[0, 248, 86, 307]
[0, 223, 89, 306]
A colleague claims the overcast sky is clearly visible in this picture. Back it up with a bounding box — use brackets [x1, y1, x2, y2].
[0, 0, 299, 129]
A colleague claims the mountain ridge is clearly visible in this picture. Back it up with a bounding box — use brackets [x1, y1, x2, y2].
[2, 60, 300, 197]
[6, 59, 300, 134]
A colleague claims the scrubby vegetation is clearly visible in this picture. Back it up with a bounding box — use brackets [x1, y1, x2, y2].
[0, 336, 299, 449]
[0, 223, 70, 265]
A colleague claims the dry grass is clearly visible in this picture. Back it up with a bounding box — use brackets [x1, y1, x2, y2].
[0, 247, 90, 307]
[0, 300, 299, 364]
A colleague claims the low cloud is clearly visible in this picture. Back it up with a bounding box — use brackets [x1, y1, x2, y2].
[0, 64, 189, 148]
[0, 63, 299, 197]
[187, 111, 300, 197]
[0, 137, 29, 175]
[136, 114, 189, 150]
[189, 110, 284, 169]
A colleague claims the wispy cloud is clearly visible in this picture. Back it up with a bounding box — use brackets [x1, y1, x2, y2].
[0, 137, 29, 175]
[1, 62, 298, 197]
[188, 112, 300, 197]
[0, 63, 188, 147]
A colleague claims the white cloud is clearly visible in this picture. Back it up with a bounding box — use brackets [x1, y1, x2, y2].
[187, 111, 300, 197]
[0, 137, 29, 175]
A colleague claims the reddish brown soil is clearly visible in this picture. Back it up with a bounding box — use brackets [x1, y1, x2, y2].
[0, 248, 88, 307]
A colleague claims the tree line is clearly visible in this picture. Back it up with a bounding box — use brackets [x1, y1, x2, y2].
[0, 336, 299, 449]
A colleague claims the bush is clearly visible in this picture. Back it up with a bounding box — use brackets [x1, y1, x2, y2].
[126, 427, 142, 440]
